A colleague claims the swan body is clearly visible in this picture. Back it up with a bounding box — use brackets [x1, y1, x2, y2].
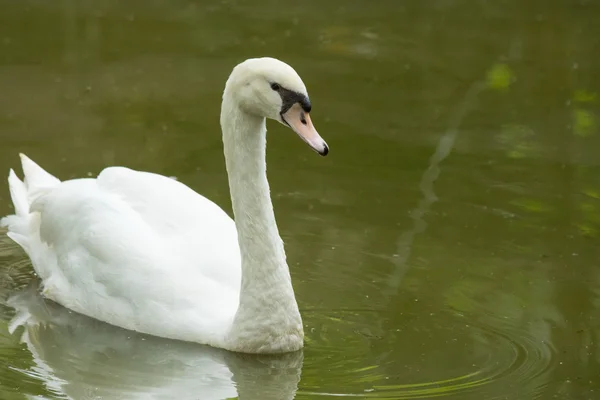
[1, 57, 328, 354]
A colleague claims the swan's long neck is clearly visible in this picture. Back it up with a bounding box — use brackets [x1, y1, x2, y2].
[220, 95, 303, 353]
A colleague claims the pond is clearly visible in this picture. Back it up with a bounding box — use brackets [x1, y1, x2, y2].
[0, 1, 599, 399]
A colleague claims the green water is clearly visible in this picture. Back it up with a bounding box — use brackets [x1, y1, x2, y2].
[1, 1, 599, 399]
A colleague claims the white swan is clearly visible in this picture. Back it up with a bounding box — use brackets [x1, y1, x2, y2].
[0, 57, 329, 354]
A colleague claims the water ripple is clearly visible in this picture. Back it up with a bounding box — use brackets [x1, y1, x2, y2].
[300, 305, 556, 399]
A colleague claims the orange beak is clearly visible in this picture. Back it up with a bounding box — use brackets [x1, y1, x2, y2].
[281, 103, 328, 156]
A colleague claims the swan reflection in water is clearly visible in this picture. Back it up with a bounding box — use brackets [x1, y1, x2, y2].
[7, 283, 303, 400]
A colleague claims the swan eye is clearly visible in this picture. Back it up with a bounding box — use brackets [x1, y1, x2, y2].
[270, 82, 281, 91]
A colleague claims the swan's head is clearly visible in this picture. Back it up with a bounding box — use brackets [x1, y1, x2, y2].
[224, 57, 328, 156]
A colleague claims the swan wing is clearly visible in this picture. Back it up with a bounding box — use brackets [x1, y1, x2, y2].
[96, 166, 241, 287]
[2, 156, 241, 345]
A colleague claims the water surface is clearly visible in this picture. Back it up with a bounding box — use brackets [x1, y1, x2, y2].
[1, 1, 599, 399]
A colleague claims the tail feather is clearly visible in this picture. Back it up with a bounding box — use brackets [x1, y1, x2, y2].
[7, 168, 29, 217]
[0, 215, 18, 229]
[2, 154, 60, 246]
[19, 153, 60, 203]
[7, 232, 29, 252]
[3, 167, 32, 250]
